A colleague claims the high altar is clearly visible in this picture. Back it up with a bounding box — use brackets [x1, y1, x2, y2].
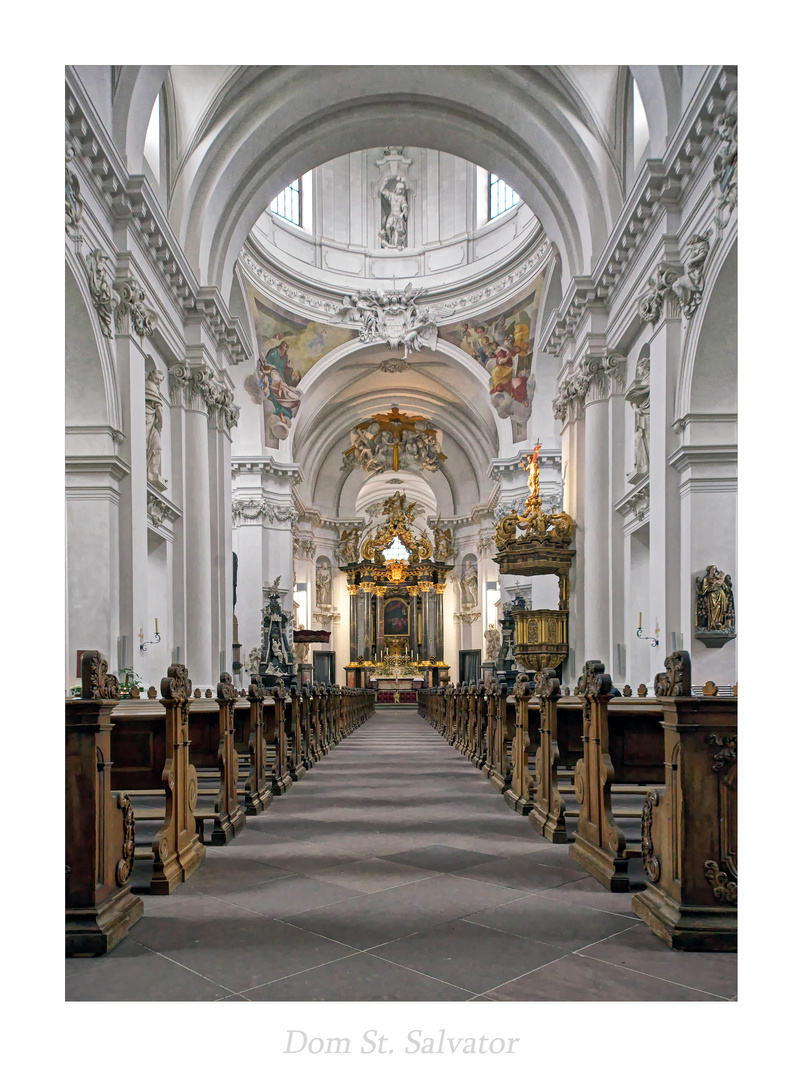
[337, 492, 451, 695]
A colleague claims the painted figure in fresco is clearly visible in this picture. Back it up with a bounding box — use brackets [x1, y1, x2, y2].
[259, 341, 303, 421]
[489, 333, 529, 405]
[379, 179, 409, 249]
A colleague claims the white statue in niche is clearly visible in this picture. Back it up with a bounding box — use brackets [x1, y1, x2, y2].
[145, 369, 167, 490]
[461, 562, 478, 610]
[625, 356, 650, 482]
[316, 564, 332, 608]
[379, 177, 409, 249]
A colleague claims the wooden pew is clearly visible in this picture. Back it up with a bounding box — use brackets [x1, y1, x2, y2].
[109, 664, 206, 894]
[472, 684, 488, 770]
[569, 660, 665, 891]
[481, 679, 498, 779]
[529, 667, 567, 842]
[631, 653, 737, 950]
[286, 683, 308, 781]
[488, 679, 514, 794]
[231, 675, 272, 813]
[66, 651, 144, 955]
[267, 680, 293, 795]
[504, 674, 537, 814]
[186, 672, 246, 845]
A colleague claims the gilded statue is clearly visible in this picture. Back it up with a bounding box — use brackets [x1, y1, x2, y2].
[432, 516, 453, 561]
[338, 526, 361, 564]
[696, 566, 735, 632]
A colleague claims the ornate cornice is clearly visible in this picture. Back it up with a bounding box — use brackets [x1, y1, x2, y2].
[541, 66, 737, 357]
[239, 231, 552, 328]
[487, 448, 562, 482]
[232, 496, 298, 526]
[232, 457, 304, 483]
[65, 73, 252, 368]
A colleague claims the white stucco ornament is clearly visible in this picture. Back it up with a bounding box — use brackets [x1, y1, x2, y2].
[335, 285, 437, 358]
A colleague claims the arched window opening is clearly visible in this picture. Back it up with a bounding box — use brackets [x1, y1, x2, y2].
[270, 179, 301, 226]
[489, 174, 520, 219]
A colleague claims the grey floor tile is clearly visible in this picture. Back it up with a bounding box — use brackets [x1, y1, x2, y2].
[213, 873, 368, 917]
[578, 922, 738, 998]
[452, 851, 590, 892]
[382, 845, 508, 872]
[245, 950, 473, 1001]
[307, 856, 440, 893]
[187, 852, 295, 893]
[283, 875, 532, 950]
[538, 876, 645, 917]
[370, 918, 567, 994]
[65, 938, 227, 1001]
[486, 952, 727, 1001]
[464, 892, 637, 951]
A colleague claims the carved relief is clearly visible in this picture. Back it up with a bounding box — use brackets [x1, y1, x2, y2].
[115, 277, 156, 338]
[85, 248, 118, 338]
[80, 650, 121, 700]
[160, 663, 192, 701]
[638, 231, 712, 323]
[335, 286, 437, 358]
[342, 406, 446, 475]
[216, 670, 237, 701]
[65, 146, 84, 239]
[712, 112, 737, 225]
[704, 860, 737, 904]
[641, 789, 661, 882]
[115, 792, 136, 886]
[654, 650, 692, 697]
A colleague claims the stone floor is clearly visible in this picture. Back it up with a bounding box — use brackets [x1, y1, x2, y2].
[65, 710, 737, 1001]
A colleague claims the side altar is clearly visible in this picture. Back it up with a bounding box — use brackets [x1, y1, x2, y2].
[337, 492, 451, 695]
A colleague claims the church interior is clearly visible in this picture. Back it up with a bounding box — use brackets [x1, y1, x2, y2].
[64, 63, 741, 1011]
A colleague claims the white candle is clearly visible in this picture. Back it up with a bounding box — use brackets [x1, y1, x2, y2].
[638, 612, 642, 629]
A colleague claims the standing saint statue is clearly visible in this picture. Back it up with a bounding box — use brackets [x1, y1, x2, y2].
[461, 562, 478, 609]
[696, 565, 735, 632]
[379, 178, 409, 249]
[145, 369, 167, 489]
[316, 564, 332, 608]
[484, 623, 501, 661]
[625, 356, 650, 479]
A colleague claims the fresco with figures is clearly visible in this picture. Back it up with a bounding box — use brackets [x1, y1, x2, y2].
[246, 289, 357, 446]
[439, 276, 544, 440]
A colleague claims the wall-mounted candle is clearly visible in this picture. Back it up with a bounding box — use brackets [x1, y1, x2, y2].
[655, 620, 660, 636]
[155, 618, 159, 634]
[638, 612, 642, 629]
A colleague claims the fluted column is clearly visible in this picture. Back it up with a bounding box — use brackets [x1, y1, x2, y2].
[348, 584, 359, 661]
[169, 362, 238, 687]
[420, 584, 432, 659]
[375, 587, 386, 656]
[434, 583, 446, 661]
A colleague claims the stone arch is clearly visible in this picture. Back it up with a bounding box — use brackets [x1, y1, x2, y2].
[65, 255, 121, 434]
[676, 232, 737, 421]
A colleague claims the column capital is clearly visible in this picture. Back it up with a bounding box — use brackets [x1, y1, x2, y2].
[553, 352, 624, 420]
[169, 362, 239, 433]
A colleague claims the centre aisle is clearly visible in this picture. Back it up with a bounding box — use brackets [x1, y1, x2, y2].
[66, 710, 736, 1001]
